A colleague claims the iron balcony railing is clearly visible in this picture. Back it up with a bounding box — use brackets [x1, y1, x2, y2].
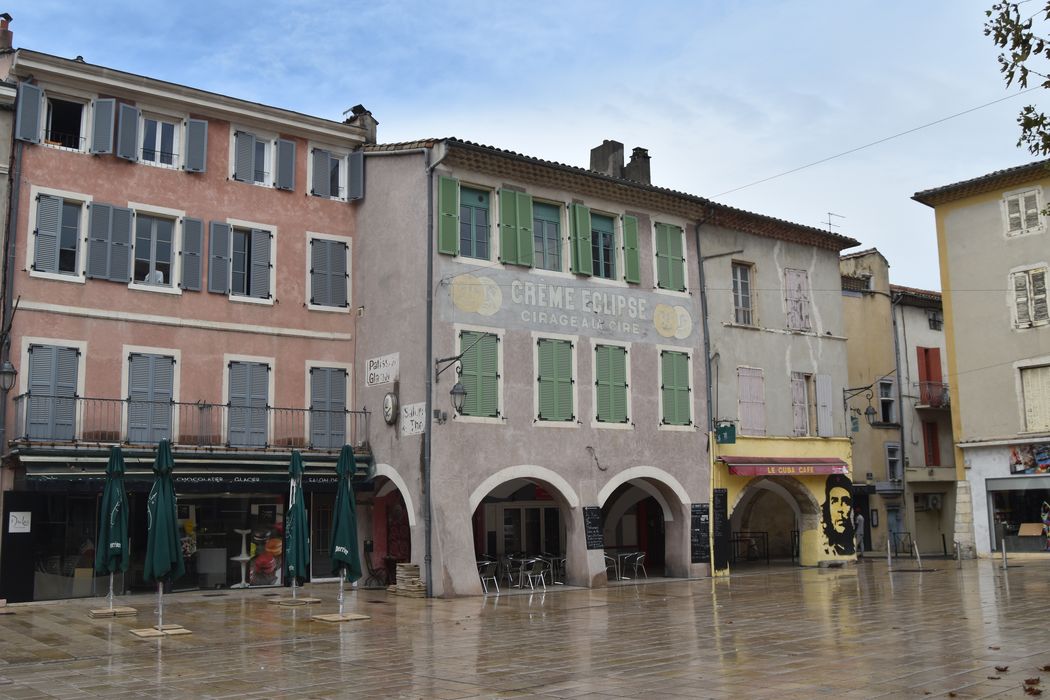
[916, 381, 950, 408]
[12, 394, 370, 452]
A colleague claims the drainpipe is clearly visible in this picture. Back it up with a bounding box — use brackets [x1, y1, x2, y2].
[0, 139, 21, 460]
[694, 210, 715, 434]
[889, 292, 909, 543]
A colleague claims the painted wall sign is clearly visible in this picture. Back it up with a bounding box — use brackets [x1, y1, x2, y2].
[365, 353, 399, 386]
[583, 507, 604, 550]
[400, 402, 426, 437]
[691, 503, 709, 563]
[8, 511, 30, 534]
[1009, 443, 1050, 474]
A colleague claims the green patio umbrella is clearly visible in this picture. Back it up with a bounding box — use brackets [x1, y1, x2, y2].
[284, 450, 309, 599]
[95, 445, 130, 609]
[144, 440, 184, 629]
[330, 444, 361, 612]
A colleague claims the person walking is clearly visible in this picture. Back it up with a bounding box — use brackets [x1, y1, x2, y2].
[855, 511, 866, 558]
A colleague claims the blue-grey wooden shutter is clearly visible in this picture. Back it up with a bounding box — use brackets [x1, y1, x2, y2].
[15, 82, 42, 144]
[311, 149, 331, 197]
[33, 194, 62, 273]
[228, 362, 248, 445]
[128, 354, 174, 444]
[347, 150, 364, 201]
[330, 240, 347, 307]
[249, 229, 271, 299]
[311, 367, 346, 448]
[184, 119, 208, 173]
[86, 203, 112, 279]
[310, 239, 329, 306]
[109, 207, 132, 282]
[27, 345, 77, 441]
[207, 222, 230, 294]
[275, 138, 295, 190]
[233, 131, 255, 182]
[228, 361, 268, 447]
[116, 103, 139, 161]
[181, 218, 203, 291]
[91, 98, 115, 154]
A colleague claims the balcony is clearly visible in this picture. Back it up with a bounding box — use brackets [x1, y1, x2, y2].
[11, 394, 370, 454]
[915, 381, 950, 409]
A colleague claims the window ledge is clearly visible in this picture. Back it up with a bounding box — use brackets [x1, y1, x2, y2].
[534, 419, 580, 429]
[307, 303, 351, 314]
[588, 276, 629, 288]
[453, 415, 506, 425]
[129, 282, 182, 296]
[229, 294, 274, 307]
[658, 424, 696, 432]
[722, 321, 761, 331]
[41, 142, 86, 155]
[870, 422, 900, 429]
[653, 286, 690, 299]
[591, 420, 633, 430]
[29, 270, 85, 284]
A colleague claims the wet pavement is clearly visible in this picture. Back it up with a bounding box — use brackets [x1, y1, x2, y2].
[0, 559, 1048, 699]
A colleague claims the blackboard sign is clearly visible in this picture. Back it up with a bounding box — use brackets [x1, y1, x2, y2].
[691, 503, 710, 563]
[583, 507, 604, 550]
[712, 488, 730, 570]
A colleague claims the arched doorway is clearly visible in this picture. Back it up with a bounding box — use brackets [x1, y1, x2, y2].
[730, 476, 820, 566]
[365, 467, 416, 587]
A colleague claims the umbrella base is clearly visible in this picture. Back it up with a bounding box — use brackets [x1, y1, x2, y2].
[89, 606, 137, 618]
[311, 612, 369, 623]
[130, 623, 191, 637]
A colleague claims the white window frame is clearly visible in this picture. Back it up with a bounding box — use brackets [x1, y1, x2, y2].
[1009, 263, 1050, 329]
[307, 141, 349, 202]
[138, 107, 185, 170]
[304, 360, 353, 446]
[532, 330, 579, 427]
[528, 199, 571, 279]
[1001, 187, 1045, 238]
[306, 232, 352, 313]
[226, 217, 277, 306]
[731, 260, 756, 326]
[452, 323, 506, 425]
[650, 219, 690, 297]
[590, 338, 632, 430]
[877, 378, 897, 424]
[127, 201, 184, 296]
[120, 344, 182, 442]
[657, 344, 694, 432]
[885, 442, 902, 481]
[42, 88, 91, 154]
[19, 336, 88, 440]
[1016, 357, 1050, 433]
[221, 353, 276, 444]
[588, 209, 627, 288]
[26, 184, 92, 284]
[229, 124, 277, 187]
[455, 181, 499, 267]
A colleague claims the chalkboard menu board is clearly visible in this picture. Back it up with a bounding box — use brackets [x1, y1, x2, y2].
[691, 503, 710, 563]
[583, 507, 604, 550]
[712, 488, 730, 570]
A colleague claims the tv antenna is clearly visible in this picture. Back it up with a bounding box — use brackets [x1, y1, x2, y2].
[822, 212, 844, 233]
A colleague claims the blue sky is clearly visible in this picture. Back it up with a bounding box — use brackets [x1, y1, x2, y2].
[10, 0, 1033, 289]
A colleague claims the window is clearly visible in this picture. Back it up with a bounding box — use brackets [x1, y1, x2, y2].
[45, 97, 84, 150]
[309, 235, 350, 309]
[885, 443, 902, 481]
[791, 371, 812, 436]
[927, 309, 943, 330]
[594, 344, 628, 424]
[133, 214, 174, 287]
[458, 331, 499, 418]
[654, 223, 685, 291]
[32, 194, 83, 276]
[878, 379, 896, 424]
[141, 115, 180, 167]
[233, 131, 273, 185]
[460, 187, 491, 260]
[127, 353, 174, 444]
[533, 202, 562, 271]
[310, 367, 347, 448]
[1021, 364, 1050, 432]
[1004, 189, 1043, 237]
[738, 367, 765, 435]
[784, 268, 811, 330]
[228, 361, 269, 447]
[1012, 267, 1049, 328]
[732, 262, 753, 325]
[922, 421, 940, 466]
[660, 350, 691, 426]
[537, 338, 574, 422]
[310, 147, 347, 199]
[26, 344, 78, 441]
[208, 223, 272, 301]
[591, 214, 616, 280]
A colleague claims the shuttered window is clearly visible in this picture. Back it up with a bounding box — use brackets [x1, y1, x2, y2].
[784, 268, 812, 331]
[460, 187, 491, 260]
[230, 227, 272, 300]
[127, 353, 174, 444]
[655, 223, 685, 291]
[533, 202, 562, 271]
[1012, 267, 1050, 328]
[738, 367, 766, 436]
[310, 237, 349, 308]
[732, 263, 753, 325]
[133, 214, 174, 287]
[499, 189, 534, 266]
[85, 203, 132, 282]
[141, 114, 179, 167]
[234, 131, 271, 184]
[310, 367, 347, 448]
[1022, 365, 1050, 432]
[311, 148, 344, 199]
[660, 350, 691, 426]
[622, 215, 640, 284]
[791, 371, 810, 436]
[595, 344, 628, 423]
[228, 361, 268, 447]
[1005, 190, 1043, 236]
[33, 194, 82, 276]
[26, 344, 78, 441]
[538, 339, 574, 422]
[459, 331, 499, 418]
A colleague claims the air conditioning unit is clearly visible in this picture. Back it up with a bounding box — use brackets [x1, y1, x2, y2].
[927, 494, 943, 510]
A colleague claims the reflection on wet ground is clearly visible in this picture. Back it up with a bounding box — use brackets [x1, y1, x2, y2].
[0, 560, 1048, 698]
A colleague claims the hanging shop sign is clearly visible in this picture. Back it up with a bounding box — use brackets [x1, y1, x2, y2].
[365, 353, 399, 386]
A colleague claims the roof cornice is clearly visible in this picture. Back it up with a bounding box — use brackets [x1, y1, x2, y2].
[913, 159, 1050, 207]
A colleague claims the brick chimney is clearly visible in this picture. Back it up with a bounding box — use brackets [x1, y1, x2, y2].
[590, 140, 624, 179]
[0, 14, 13, 52]
[343, 104, 378, 144]
[623, 147, 651, 185]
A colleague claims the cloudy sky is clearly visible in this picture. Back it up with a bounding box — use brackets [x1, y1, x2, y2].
[10, 0, 1037, 290]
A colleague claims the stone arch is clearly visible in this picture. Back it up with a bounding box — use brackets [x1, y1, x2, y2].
[373, 463, 417, 527]
[605, 479, 674, 524]
[730, 475, 820, 520]
[597, 466, 691, 512]
[468, 464, 581, 513]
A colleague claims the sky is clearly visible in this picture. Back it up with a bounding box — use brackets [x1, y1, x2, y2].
[9, 0, 1038, 290]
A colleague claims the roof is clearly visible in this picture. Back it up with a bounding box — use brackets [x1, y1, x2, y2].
[366, 138, 861, 252]
[840, 247, 885, 262]
[912, 159, 1050, 207]
[891, 284, 942, 309]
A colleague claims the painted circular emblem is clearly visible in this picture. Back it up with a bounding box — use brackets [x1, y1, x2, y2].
[674, 306, 692, 339]
[653, 304, 677, 338]
[451, 274, 502, 316]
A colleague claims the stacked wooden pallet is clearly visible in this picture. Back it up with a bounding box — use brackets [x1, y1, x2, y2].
[89, 606, 137, 618]
[387, 563, 425, 598]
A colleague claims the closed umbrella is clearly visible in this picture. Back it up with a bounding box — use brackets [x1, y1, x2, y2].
[95, 445, 130, 609]
[144, 439, 184, 629]
[284, 450, 309, 600]
[330, 444, 361, 613]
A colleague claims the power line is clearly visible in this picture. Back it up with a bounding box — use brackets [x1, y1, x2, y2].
[712, 87, 1042, 199]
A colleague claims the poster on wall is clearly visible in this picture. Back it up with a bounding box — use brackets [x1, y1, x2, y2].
[1009, 443, 1050, 474]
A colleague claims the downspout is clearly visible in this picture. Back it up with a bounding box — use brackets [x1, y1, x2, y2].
[1, 139, 21, 457]
[694, 208, 715, 435]
[890, 292, 908, 540]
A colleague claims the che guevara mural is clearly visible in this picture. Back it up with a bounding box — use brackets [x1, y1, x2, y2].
[820, 474, 856, 556]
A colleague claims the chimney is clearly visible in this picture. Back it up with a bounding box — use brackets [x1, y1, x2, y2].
[0, 14, 12, 52]
[343, 104, 378, 144]
[623, 147, 651, 185]
[589, 140, 624, 179]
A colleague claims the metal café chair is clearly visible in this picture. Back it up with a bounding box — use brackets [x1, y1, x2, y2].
[629, 552, 648, 579]
[604, 554, 618, 581]
[522, 559, 548, 591]
[478, 560, 500, 594]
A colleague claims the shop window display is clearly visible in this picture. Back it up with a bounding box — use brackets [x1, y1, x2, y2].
[991, 487, 1050, 552]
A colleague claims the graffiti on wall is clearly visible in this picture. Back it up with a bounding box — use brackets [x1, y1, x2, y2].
[820, 474, 856, 556]
[1009, 444, 1050, 474]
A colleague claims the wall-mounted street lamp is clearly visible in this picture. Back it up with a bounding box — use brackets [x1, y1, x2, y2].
[0, 360, 17, 393]
[435, 334, 484, 418]
[843, 384, 878, 432]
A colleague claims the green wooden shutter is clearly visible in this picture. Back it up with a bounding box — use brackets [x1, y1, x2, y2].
[538, 340, 556, 420]
[516, 192, 534, 267]
[623, 215, 640, 284]
[668, 224, 685, 291]
[570, 204, 592, 275]
[499, 189, 520, 265]
[538, 339, 573, 421]
[438, 176, 459, 255]
[596, 345, 628, 423]
[460, 332, 498, 417]
[595, 345, 610, 422]
[661, 351, 691, 425]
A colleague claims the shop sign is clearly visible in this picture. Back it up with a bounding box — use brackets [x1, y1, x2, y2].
[400, 402, 426, 436]
[8, 511, 30, 533]
[715, 423, 736, 444]
[690, 503, 709, 563]
[1009, 443, 1050, 474]
[365, 353, 399, 386]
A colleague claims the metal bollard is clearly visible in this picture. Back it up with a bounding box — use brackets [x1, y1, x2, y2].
[887, 536, 893, 570]
[955, 541, 962, 569]
[913, 541, 923, 571]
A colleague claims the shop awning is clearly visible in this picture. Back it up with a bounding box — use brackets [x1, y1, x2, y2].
[719, 456, 849, 476]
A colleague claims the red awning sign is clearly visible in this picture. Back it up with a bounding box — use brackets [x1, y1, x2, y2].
[719, 456, 849, 477]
